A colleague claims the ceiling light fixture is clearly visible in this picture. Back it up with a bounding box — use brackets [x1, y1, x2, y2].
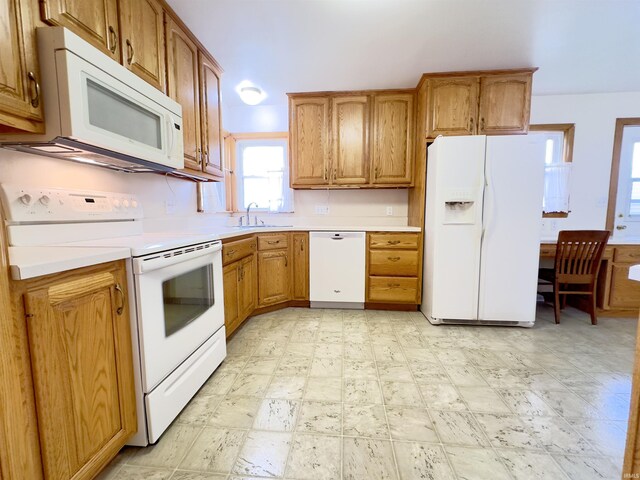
[237, 83, 266, 105]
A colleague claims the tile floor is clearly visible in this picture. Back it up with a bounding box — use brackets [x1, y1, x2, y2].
[100, 304, 636, 480]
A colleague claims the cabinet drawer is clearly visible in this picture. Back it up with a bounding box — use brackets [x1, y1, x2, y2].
[368, 276, 418, 303]
[222, 237, 256, 265]
[258, 234, 289, 251]
[369, 233, 419, 250]
[614, 246, 640, 263]
[369, 250, 419, 277]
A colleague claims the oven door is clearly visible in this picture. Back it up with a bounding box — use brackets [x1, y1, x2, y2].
[134, 245, 224, 392]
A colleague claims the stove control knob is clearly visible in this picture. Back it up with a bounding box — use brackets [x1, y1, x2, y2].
[122, 199, 130, 208]
[113, 199, 121, 209]
[131, 200, 138, 208]
[39, 195, 51, 206]
[19, 193, 32, 205]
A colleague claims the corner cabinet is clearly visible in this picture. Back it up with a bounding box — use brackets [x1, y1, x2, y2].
[20, 261, 136, 480]
[0, 0, 44, 133]
[257, 233, 292, 306]
[166, 14, 224, 181]
[422, 69, 536, 140]
[289, 90, 415, 189]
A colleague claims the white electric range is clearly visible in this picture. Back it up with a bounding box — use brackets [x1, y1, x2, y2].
[1, 184, 226, 446]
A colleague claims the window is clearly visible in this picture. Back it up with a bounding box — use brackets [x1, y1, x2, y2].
[608, 119, 640, 236]
[218, 133, 293, 213]
[529, 124, 575, 217]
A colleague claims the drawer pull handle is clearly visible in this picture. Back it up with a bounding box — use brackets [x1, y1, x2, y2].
[108, 25, 117, 54]
[126, 39, 134, 64]
[225, 249, 236, 256]
[28, 72, 40, 108]
[388, 256, 401, 262]
[387, 283, 401, 288]
[267, 240, 281, 244]
[115, 283, 125, 315]
[387, 240, 401, 245]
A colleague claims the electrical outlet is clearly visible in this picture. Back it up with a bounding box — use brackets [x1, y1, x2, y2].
[314, 205, 329, 215]
[165, 199, 177, 214]
[386, 206, 393, 216]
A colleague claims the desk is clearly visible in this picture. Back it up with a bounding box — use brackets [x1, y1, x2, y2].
[540, 243, 640, 316]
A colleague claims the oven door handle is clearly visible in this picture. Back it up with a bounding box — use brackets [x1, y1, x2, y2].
[133, 240, 221, 274]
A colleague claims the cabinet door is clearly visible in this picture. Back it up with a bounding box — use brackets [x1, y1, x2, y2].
[40, 0, 120, 60]
[0, 0, 44, 133]
[331, 96, 369, 185]
[292, 233, 309, 300]
[238, 254, 257, 321]
[119, 0, 165, 91]
[609, 264, 640, 309]
[258, 250, 291, 306]
[166, 16, 201, 170]
[371, 93, 414, 185]
[23, 266, 136, 480]
[478, 74, 532, 135]
[200, 53, 223, 178]
[426, 77, 479, 138]
[290, 97, 330, 187]
[223, 262, 240, 337]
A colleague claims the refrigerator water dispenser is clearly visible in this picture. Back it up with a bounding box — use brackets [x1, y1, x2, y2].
[444, 200, 475, 224]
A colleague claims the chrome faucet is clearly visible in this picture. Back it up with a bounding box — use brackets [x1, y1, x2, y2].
[246, 202, 258, 225]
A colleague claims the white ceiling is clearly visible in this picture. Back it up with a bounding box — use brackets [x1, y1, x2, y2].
[167, 0, 640, 109]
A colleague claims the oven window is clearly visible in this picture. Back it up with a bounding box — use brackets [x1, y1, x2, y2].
[162, 264, 214, 337]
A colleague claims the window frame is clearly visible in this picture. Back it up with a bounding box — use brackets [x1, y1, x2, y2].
[606, 118, 640, 231]
[529, 123, 575, 218]
[221, 132, 290, 213]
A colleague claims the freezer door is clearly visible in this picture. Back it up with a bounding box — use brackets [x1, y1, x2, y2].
[422, 135, 486, 321]
[478, 136, 545, 325]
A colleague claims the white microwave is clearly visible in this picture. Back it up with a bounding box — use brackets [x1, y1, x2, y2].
[0, 27, 184, 173]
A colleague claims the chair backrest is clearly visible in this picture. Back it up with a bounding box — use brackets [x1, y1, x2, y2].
[554, 230, 610, 283]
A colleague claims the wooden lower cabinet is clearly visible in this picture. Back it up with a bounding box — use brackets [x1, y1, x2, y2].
[366, 232, 421, 304]
[292, 233, 309, 300]
[21, 261, 136, 480]
[610, 263, 640, 310]
[258, 249, 291, 306]
[223, 254, 256, 337]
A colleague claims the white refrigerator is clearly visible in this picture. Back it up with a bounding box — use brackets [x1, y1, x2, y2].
[420, 135, 545, 327]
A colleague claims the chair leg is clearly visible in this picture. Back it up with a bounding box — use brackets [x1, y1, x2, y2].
[553, 282, 561, 324]
[589, 293, 598, 326]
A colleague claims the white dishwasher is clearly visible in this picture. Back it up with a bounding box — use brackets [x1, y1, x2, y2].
[309, 231, 366, 309]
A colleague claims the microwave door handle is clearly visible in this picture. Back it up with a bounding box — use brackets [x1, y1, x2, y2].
[166, 117, 174, 154]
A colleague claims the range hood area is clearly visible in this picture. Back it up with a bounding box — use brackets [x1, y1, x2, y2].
[0, 27, 184, 174]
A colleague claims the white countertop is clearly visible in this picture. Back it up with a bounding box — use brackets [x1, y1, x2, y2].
[9, 246, 131, 280]
[208, 225, 421, 240]
[629, 265, 640, 282]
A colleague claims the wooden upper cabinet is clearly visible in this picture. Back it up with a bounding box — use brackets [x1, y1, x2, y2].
[426, 77, 479, 138]
[40, 0, 120, 60]
[200, 52, 224, 178]
[478, 74, 532, 135]
[331, 96, 369, 185]
[119, 0, 165, 91]
[23, 263, 136, 480]
[372, 93, 414, 185]
[290, 96, 330, 187]
[0, 0, 44, 133]
[166, 16, 202, 170]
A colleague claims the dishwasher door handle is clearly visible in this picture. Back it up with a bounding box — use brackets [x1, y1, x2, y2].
[331, 237, 344, 240]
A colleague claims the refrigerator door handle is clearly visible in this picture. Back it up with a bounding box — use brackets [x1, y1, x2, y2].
[483, 155, 497, 236]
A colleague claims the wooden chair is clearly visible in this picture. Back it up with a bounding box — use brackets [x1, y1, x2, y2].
[538, 230, 610, 325]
